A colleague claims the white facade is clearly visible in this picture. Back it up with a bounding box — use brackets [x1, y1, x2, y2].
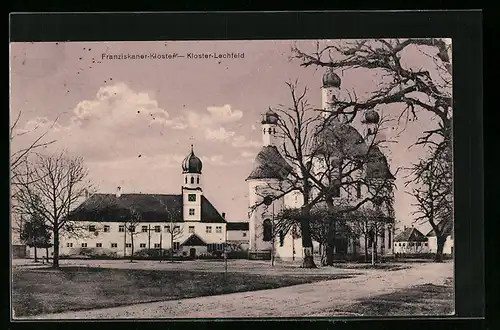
[427, 235, 454, 255]
[57, 221, 226, 257]
[393, 241, 430, 254]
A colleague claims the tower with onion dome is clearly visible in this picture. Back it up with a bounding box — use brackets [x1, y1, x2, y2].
[246, 109, 292, 259]
[321, 67, 346, 122]
[181, 144, 203, 221]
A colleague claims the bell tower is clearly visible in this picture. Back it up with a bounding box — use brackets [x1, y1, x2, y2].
[181, 145, 203, 222]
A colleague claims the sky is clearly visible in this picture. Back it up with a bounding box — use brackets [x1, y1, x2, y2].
[10, 40, 451, 233]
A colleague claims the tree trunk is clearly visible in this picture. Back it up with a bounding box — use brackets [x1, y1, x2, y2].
[374, 232, 378, 263]
[33, 246, 38, 262]
[299, 215, 317, 268]
[170, 233, 174, 263]
[364, 235, 369, 263]
[52, 229, 60, 268]
[46, 247, 49, 262]
[130, 232, 134, 262]
[435, 235, 446, 262]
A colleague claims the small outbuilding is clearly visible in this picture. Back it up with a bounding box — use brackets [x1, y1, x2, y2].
[393, 226, 428, 254]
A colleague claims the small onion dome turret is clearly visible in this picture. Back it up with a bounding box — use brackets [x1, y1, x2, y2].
[261, 109, 279, 125]
[182, 145, 203, 174]
[322, 68, 342, 88]
[362, 109, 380, 124]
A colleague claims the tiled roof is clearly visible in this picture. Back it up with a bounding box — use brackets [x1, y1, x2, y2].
[315, 121, 368, 158]
[246, 145, 292, 180]
[227, 222, 249, 231]
[68, 193, 226, 223]
[366, 146, 396, 180]
[426, 221, 453, 238]
[394, 227, 427, 242]
[181, 234, 207, 246]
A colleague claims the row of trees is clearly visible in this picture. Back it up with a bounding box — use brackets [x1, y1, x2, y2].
[251, 39, 453, 267]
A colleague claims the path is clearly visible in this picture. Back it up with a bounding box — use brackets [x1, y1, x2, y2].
[23, 261, 453, 319]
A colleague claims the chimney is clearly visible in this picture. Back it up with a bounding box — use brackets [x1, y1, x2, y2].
[115, 186, 121, 198]
[222, 212, 226, 219]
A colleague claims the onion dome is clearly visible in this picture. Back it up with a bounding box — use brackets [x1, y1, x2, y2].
[182, 145, 203, 174]
[362, 109, 380, 124]
[322, 68, 341, 88]
[261, 109, 279, 125]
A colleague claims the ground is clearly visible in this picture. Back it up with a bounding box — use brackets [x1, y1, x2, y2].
[11, 258, 454, 319]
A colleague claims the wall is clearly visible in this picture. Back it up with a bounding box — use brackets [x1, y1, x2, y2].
[427, 235, 453, 254]
[58, 221, 226, 257]
[393, 241, 430, 254]
[227, 229, 248, 241]
[248, 179, 284, 254]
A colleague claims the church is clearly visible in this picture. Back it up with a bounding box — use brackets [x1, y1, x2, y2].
[246, 68, 396, 261]
[57, 146, 233, 258]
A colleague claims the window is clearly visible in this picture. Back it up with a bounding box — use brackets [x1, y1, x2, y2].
[129, 226, 136, 232]
[111, 243, 118, 248]
[279, 231, 284, 247]
[185, 177, 187, 184]
[154, 226, 161, 232]
[174, 226, 180, 232]
[142, 226, 148, 232]
[96, 243, 102, 247]
[104, 225, 110, 233]
[216, 226, 222, 233]
[367, 128, 373, 135]
[88, 225, 96, 232]
[189, 208, 195, 216]
[81, 243, 87, 247]
[164, 225, 171, 232]
[66, 243, 73, 248]
[206, 226, 212, 233]
[191, 177, 194, 184]
[197, 177, 200, 184]
[173, 242, 180, 250]
[402, 243, 406, 247]
[140, 243, 146, 248]
[119, 225, 125, 232]
[242, 232, 247, 237]
[263, 219, 272, 241]
[154, 243, 161, 248]
[126, 243, 132, 248]
[424, 242, 428, 246]
[188, 194, 196, 202]
[189, 226, 195, 233]
[356, 182, 362, 199]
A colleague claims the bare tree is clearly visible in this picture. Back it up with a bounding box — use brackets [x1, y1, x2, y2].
[10, 111, 58, 186]
[12, 151, 93, 268]
[291, 39, 453, 250]
[123, 207, 141, 262]
[406, 144, 452, 262]
[310, 112, 397, 266]
[152, 196, 183, 263]
[249, 81, 325, 268]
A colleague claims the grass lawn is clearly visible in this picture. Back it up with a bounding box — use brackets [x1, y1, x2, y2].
[331, 278, 454, 316]
[12, 267, 353, 317]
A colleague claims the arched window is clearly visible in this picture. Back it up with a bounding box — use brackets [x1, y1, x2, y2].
[197, 177, 200, 184]
[263, 219, 272, 242]
[185, 177, 188, 184]
[367, 128, 373, 135]
[191, 177, 194, 184]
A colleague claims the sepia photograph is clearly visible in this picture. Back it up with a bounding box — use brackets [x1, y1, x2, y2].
[10, 38, 454, 319]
